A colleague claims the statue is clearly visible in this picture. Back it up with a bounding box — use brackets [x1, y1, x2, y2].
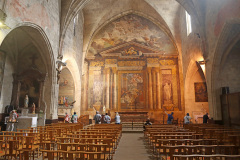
[103, 105, 106, 115]
[164, 83, 172, 101]
[32, 103, 35, 114]
[7, 110, 18, 131]
[24, 95, 29, 108]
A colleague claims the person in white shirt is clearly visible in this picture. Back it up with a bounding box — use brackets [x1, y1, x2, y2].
[115, 112, 121, 124]
[104, 113, 111, 124]
[184, 113, 191, 124]
[64, 113, 70, 123]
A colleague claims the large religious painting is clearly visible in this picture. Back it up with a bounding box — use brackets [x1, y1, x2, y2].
[88, 14, 176, 57]
[162, 70, 173, 109]
[119, 72, 145, 110]
[93, 74, 103, 105]
[194, 82, 208, 102]
[0, 51, 6, 100]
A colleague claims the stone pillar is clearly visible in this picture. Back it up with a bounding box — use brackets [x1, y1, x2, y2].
[156, 68, 161, 109]
[105, 68, 110, 110]
[81, 61, 89, 112]
[152, 69, 157, 109]
[10, 74, 21, 109]
[147, 68, 153, 109]
[112, 67, 118, 110]
[38, 80, 44, 110]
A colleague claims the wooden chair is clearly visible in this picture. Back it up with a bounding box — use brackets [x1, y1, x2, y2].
[19, 136, 39, 160]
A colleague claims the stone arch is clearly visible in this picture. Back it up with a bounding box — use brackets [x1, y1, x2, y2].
[58, 66, 76, 116]
[185, 60, 209, 122]
[211, 20, 240, 120]
[63, 58, 81, 116]
[0, 23, 56, 121]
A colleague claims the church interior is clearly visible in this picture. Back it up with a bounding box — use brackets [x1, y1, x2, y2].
[0, 0, 240, 159]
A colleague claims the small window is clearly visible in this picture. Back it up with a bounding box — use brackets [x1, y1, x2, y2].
[73, 14, 78, 36]
[186, 11, 192, 36]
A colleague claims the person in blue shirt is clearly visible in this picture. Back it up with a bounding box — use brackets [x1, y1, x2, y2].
[71, 112, 78, 123]
[165, 111, 174, 124]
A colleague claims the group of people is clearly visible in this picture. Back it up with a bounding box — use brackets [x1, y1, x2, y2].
[64, 111, 121, 124]
[93, 111, 121, 124]
[166, 112, 209, 124]
[65, 110, 210, 125]
[64, 112, 78, 123]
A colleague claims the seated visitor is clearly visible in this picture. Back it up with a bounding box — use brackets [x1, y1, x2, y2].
[143, 118, 152, 131]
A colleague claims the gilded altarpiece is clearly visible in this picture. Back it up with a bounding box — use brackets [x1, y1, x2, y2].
[86, 58, 181, 112]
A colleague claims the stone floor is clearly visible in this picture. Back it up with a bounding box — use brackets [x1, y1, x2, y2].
[114, 133, 155, 160]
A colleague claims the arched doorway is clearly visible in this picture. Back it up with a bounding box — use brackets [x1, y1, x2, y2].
[58, 67, 75, 118]
[185, 60, 209, 123]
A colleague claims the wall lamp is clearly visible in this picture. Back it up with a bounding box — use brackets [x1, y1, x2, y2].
[56, 55, 67, 84]
[0, 9, 10, 29]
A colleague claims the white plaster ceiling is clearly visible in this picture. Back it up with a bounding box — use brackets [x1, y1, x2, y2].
[82, 0, 184, 56]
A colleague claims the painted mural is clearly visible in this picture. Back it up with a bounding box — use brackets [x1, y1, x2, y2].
[58, 68, 75, 106]
[120, 73, 144, 110]
[88, 14, 176, 56]
[0, 51, 6, 100]
[93, 74, 103, 105]
[194, 82, 208, 102]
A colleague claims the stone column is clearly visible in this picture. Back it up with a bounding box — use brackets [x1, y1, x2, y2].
[10, 74, 21, 109]
[147, 68, 153, 109]
[105, 68, 110, 110]
[152, 69, 157, 109]
[82, 72, 88, 111]
[112, 67, 118, 110]
[156, 68, 161, 109]
[88, 70, 94, 109]
[38, 80, 44, 110]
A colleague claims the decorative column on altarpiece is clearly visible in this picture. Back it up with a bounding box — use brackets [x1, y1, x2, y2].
[112, 67, 118, 110]
[104, 68, 111, 110]
[147, 67, 153, 109]
[152, 68, 157, 109]
[156, 68, 161, 109]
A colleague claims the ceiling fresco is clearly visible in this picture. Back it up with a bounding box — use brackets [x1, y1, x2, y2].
[88, 14, 177, 57]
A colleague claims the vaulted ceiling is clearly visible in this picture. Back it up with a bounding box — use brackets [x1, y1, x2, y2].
[82, 0, 183, 57]
[60, 0, 204, 58]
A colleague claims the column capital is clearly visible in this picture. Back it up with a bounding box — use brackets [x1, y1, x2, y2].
[104, 67, 111, 74]
[152, 67, 160, 73]
[147, 67, 152, 73]
[112, 67, 118, 74]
